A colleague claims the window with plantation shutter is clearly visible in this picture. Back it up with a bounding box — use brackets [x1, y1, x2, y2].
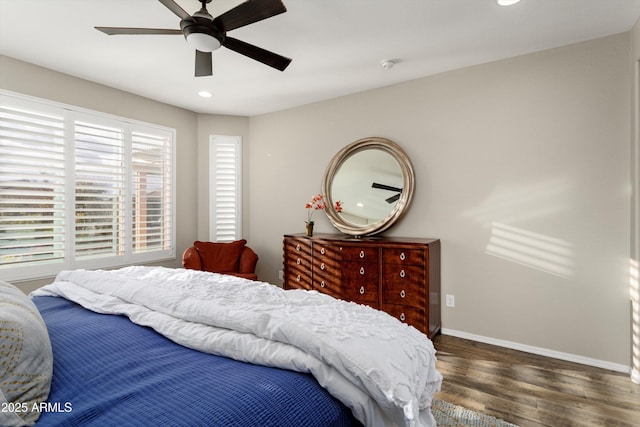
[131, 130, 173, 254]
[0, 91, 175, 282]
[209, 135, 242, 242]
[0, 100, 66, 274]
[74, 120, 125, 260]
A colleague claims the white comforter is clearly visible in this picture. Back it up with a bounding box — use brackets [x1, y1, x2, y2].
[32, 266, 442, 426]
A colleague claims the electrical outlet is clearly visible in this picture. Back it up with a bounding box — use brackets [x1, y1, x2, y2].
[446, 294, 455, 308]
[278, 270, 284, 281]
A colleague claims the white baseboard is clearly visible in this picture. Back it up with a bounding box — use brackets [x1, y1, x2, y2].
[441, 328, 631, 375]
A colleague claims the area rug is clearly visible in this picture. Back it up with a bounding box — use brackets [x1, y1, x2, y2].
[431, 399, 519, 427]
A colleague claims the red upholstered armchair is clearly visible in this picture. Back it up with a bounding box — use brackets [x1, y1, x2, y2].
[182, 239, 259, 281]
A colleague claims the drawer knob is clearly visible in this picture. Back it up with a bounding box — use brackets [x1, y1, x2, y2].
[297, 258, 301, 265]
[400, 269, 406, 278]
[359, 267, 365, 275]
[321, 247, 325, 255]
[321, 281, 326, 288]
[359, 286, 365, 295]
[296, 274, 301, 282]
[359, 250, 365, 259]
[320, 262, 325, 270]
[400, 289, 406, 298]
[296, 244, 301, 251]
[400, 252, 406, 261]
[400, 312, 406, 321]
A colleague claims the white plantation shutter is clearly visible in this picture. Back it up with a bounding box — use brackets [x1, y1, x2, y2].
[0, 101, 66, 273]
[131, 130, 172, 253]
[210, 135, 241, 242]
[0, 91, 175, 281]
[74, 120, 125, 259]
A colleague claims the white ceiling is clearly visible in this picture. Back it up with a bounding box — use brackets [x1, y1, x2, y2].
[1, 0, 639, 117]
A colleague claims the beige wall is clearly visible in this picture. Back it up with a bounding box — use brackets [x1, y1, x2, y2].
[0, 55, 200, 293]
[248, 34, 633, 367]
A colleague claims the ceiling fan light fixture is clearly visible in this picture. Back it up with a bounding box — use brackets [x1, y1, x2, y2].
[497, 0, 521, 5]
[186, 32, 221, 52]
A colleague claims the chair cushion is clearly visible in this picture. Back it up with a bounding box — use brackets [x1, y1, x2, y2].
[194, 239, 247, 273]
[182, 246, 202, 270]
[0, 281, 53, 427]
[238, 246, 259, 275]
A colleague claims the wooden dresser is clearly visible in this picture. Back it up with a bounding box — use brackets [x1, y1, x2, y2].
[283, 233, 441, 338]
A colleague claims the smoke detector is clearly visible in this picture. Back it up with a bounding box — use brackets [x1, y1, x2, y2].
[380, 59, 396, 70]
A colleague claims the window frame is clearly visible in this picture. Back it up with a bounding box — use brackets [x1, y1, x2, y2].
[0, 90, 176, 282]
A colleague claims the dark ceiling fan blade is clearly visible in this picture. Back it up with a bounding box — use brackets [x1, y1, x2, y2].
[223, 37, 291, 71]
[213, 0, 286, 32]
[96, 27, 183, 36]
[158, 0, 192, 21]
[195, 50, 213, 77]
[385, 194, 401, 204]
[372, 183, 403, 193]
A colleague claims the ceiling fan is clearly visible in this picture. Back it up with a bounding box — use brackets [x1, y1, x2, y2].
[372, 183, 403, 204]
[95, 0, 292, 77]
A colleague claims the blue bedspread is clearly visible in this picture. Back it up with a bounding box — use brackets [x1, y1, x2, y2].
[33, 296, 359, 427]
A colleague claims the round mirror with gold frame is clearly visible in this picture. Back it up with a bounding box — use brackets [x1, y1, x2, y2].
[322, 137, 415, 236]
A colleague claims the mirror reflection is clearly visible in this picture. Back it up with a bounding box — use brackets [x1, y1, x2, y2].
[331, 149, 403, 225]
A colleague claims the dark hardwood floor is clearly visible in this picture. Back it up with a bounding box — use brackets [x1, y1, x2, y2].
[432, 335, 640, 427]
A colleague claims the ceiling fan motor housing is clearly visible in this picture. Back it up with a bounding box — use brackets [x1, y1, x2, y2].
[181, 17, 224, 52]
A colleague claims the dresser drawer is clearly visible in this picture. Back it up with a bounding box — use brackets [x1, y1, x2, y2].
[382, 303, 425, 333]
[313, 253, 341, 276]
[341, 261, 379, 304]
[382, 263, 425, 286]
[313, 240, 340, 275]
[284, 266, 312, 290]
[284, 250, 312, 278]
[313, 242, 341, 260]
[313, 256, 342, 298]
[383, 248, 424, 265]
[345, 286, 380, 308]
[285, 238, 312, 259]
[313, 277, 342, 299]
[381, 281, 425, 308]
[341, 246, 378, 262]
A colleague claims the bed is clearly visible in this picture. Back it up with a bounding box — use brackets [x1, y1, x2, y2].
[1, 266, 442, 426]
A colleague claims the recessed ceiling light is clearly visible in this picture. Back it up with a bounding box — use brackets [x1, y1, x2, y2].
[198, 91, 213, 98]
[498, 0, 521, 5]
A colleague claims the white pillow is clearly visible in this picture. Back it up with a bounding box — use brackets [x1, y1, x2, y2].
[0, 281, 53, 426]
